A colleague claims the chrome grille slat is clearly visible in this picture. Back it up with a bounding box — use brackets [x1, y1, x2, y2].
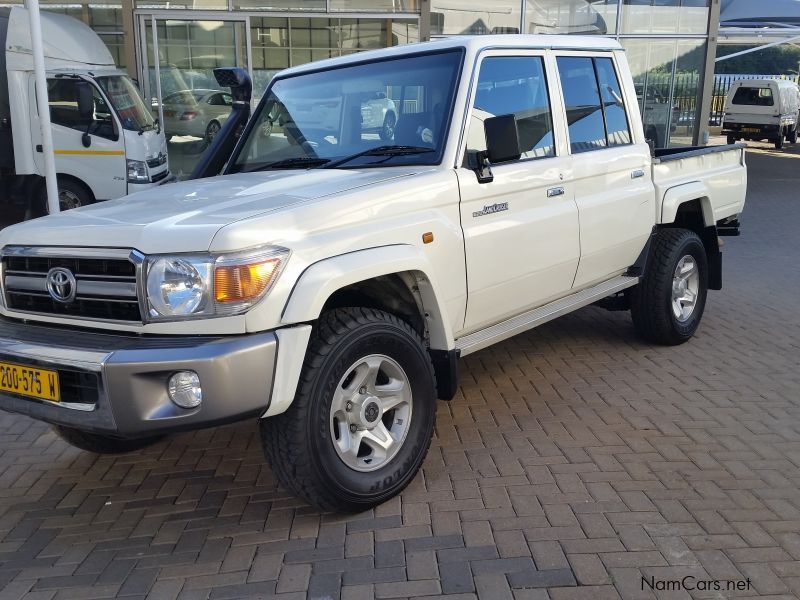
[1, 247, 143, 324]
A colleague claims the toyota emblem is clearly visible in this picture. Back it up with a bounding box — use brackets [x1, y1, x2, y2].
[45, 267, 77, 304]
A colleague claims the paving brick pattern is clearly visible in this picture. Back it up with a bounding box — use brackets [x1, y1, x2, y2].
[1, 145, 799, 599]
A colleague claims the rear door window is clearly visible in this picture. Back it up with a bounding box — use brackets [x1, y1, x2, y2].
[556, 55, 633, 153]
[732, 87, 774, 107]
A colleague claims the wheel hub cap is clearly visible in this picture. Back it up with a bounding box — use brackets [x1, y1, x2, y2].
[671, 255, 700, 322]
[362, 399, 381, 426]
[329, 354, 413, 472]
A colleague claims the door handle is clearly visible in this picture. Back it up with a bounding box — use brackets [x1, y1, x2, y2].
[631, 169, 645, 179]
[36, 144, 42, 153]
[547, 186, 565, 198]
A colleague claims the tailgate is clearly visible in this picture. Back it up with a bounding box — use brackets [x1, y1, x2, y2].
[652, 145, 747, 225]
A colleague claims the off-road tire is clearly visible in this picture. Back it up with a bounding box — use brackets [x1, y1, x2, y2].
[261, 307, 437, 512]
[52, 425, 163, 454]
[630, 228, 708, 346]
[775, 130, 785, 149]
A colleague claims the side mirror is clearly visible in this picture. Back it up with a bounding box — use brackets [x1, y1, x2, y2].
[76, 81, 94, 121]
[484, 114, 521, 164]
[473, 114, 521, 184]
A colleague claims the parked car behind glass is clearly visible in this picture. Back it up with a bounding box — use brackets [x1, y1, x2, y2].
[162, 89, 233, 143]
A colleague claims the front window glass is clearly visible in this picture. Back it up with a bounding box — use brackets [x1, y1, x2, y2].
[231, 49, 462, 172]
[466, 56, 555, 160]
[96, 76, 156, 132]
[46, 78, 117, 141]
[732, 87, 774, 107]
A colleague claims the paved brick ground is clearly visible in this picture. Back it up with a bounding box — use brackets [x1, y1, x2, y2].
[1, 144, 799, 600]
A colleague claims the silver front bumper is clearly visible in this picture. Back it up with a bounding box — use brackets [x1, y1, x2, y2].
[0, 316, 277, 437]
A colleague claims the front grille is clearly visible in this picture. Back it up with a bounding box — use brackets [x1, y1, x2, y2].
[1, 250, 142, 323]
[147, 154, 167, 168]
[151, 169, 169, 183]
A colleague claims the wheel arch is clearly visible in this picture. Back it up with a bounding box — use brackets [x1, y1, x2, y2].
[35, 173, 96, 214]
[658, 193, 722, 291]
[281, 245, 455, 352]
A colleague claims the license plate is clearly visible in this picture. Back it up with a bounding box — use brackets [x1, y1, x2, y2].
[742, 128, 760, 133]
[0, 361, 60, 402]
[164, 110, 175, 117]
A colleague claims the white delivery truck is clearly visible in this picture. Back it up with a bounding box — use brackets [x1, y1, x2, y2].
[722, 78, 800, 149]
[0, 7, 170, 216]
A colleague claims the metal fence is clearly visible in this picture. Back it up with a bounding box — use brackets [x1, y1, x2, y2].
[709, 73, 799, 125]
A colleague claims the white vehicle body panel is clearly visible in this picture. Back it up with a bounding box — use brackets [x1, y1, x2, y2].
[0, 35, 748, 418]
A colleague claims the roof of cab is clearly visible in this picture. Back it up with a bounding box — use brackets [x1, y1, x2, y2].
[278, 34, 623, 78]
[733, 78, 799, 89]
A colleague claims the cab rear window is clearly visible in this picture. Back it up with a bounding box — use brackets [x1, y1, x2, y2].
[732, 87, 774, 107]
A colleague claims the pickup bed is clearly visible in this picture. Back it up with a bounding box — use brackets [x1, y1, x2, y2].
[0, 35, 746, 512]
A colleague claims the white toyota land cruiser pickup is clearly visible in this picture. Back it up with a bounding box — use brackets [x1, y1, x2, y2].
[0, 36, 746, 512]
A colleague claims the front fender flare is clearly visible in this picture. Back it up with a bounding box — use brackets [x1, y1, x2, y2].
[280, 244, 454, 351]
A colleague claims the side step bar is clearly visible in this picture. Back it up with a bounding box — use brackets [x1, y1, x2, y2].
[455, 275, 639, 357]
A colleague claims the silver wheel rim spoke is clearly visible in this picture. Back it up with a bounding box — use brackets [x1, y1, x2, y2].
[330, 353, 412, 472]
[671, 255, 700, 322]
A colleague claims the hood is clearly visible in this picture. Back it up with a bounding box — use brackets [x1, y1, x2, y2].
[0, 169, 420, 254]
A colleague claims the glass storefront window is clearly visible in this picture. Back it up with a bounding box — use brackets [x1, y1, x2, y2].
[330, 0, 420, 11]
[431, 0, 521, 35]
[621, 0, 709, 35]
[232, 0, 325, 9]
[144, 19, 247, 179]
[622, 37, 706, 148]
[250, 16, 415, 99]
[671, 38, 706, 146]
[623, 38, 677, 148]
[526, 0, 617, 35]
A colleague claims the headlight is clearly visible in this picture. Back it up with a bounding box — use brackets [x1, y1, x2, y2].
[145, 246, 289, 321]
[127, 159, 150, 183]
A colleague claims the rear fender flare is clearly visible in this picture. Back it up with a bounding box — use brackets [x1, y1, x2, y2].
[660, 181, 714, 226]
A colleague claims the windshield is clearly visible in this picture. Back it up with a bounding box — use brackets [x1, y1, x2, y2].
[230, 49, 463, 173]
[96, 75, 156, 131]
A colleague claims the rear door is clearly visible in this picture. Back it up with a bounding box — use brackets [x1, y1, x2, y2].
[456, 51, 580, 334]
[30, 76, 127, 200]
[553, 52, 654, 289]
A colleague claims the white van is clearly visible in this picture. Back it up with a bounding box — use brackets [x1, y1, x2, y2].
[722, 78, 800, 149]
[0, 7, 170, 216]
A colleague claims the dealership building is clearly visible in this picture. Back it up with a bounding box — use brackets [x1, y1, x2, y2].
[2, 0, 723, 174]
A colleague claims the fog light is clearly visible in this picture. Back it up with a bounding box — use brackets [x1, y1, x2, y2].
[168, 371, 202, 408]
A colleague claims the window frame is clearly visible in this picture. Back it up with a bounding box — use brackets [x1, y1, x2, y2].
[553, 51, 634, 155]
[460, 49, 565, 168]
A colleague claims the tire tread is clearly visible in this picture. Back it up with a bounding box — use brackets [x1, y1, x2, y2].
[261, 307, 436, 512]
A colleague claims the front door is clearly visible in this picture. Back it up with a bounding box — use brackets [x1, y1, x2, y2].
[30, 76, 128, 202]
[457, 52, 580, 335]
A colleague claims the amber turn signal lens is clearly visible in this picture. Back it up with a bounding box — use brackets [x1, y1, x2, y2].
[214, 259, 279, 303]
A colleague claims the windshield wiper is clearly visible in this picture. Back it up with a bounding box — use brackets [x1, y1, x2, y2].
[244, 156, 332, 171]
[325, 145, 435, 169]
